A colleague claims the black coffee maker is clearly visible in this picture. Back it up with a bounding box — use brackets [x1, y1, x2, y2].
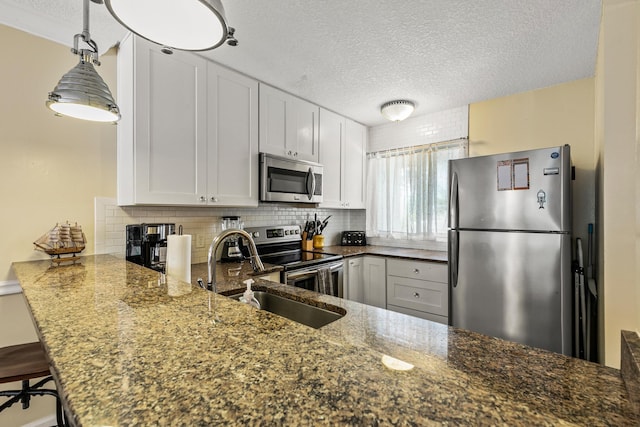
[220, 216, 244, 263]
[126, 223, 175, 272]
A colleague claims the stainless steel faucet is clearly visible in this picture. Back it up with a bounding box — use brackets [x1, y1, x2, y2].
[197, 228, 265, 294]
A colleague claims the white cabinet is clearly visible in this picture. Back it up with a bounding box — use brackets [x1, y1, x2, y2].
[362, 256, 386, 308]
[345, 256, 363, 303]
[118, 34, 207, 205]
[206, 63, 259, 206]
[117, 34, 259, 207]
[343, 119, 366, 209]
[318, 109, 344, 207]
[386, 259, 448, 324]
[345, 256, 386, 308]
[259, 84, 319, 162]
[318, 109, 366, 209]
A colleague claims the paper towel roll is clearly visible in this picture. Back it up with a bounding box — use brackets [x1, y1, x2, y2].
[166, 234, 192, 284]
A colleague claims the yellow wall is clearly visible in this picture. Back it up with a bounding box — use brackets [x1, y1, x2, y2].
[469, 78, 596, 257]
[0, 24, 117, 283]
[0, 24, 117, 425]
[595, 0, 640, 368]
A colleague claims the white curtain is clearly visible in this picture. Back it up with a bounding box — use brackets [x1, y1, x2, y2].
[366, 139, 468, 242]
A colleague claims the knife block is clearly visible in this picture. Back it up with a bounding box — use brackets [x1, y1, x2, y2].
[301, 240, 314, 251]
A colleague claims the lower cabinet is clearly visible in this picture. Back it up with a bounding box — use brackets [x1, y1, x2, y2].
[386, 259, 449, 325]
[345, 257, 363, 303]
[362, 257, 386, 308]
[345, 255, 448, 323]
[345, 256, 386, 308]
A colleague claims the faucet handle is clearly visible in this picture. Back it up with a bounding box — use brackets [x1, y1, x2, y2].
[197, 278, 214, 292]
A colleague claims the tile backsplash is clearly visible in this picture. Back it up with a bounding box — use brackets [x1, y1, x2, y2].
[95, 198, 365, 264]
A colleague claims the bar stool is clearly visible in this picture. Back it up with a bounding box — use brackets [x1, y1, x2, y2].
[0, 342, 65, 426]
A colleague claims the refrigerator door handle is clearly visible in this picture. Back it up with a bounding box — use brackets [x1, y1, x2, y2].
[449, 171, 459, 229]
[449, 230, 459, 288]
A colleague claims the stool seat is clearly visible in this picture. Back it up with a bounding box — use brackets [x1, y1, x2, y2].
[0, 342, 66, 426]
[0, 342, 51, 383]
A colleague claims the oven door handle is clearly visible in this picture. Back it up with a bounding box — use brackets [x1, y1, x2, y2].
[287, 262, 343, 280]
[287, 270, 318, 281]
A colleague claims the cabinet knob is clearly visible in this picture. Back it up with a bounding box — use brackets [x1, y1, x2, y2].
[414, 292, 420, 299]
[210, 196, 218, 202]
[199, 196, 206, 202]
[287, 150, 292, 156]
[414, 268, 420, 274]
[294, 152, 298, 157]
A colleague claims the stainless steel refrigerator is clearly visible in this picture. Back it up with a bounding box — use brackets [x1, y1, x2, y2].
[448, 145, 572, 355]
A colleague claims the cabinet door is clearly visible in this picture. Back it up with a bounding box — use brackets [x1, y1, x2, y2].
[343, 119, 366, 209]
[291, 98, 319, 162]
[259, 83, 289, 158]
[130, 36, 208, 205]
[345, 257, 364, 303]
[318, 108, 344, 208]
[363, 256, 386, 308]
[207, 64, 259, 206]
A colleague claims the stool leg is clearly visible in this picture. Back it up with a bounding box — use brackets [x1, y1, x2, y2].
[20, 380, 31, 410]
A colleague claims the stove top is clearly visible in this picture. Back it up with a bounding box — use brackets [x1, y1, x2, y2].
[260, 250, 342, 270]
[244, 225, 342, 270]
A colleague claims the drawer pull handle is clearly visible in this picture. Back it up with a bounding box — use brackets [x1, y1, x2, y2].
[414, 269, 420, 274]
[414, 292, 420, 298]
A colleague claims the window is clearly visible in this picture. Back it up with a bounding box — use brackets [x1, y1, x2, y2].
[366, 139, 468, 242]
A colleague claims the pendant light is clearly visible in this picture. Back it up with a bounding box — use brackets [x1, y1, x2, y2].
[46, 0, 120, 123]
[381, 100, 415, 122]
[104, 0, 237, 51]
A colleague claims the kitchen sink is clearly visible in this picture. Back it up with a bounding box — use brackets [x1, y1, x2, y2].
[228, 291, 344, 329]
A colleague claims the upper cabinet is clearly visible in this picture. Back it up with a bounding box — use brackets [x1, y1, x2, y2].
[259, 84, 319, 162]
[117, 35, 258, 207]
[319, 108, 366, 209]
[207, 63, 259, 206]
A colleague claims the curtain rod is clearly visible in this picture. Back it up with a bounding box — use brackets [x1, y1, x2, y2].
[367, 137, 468, 158]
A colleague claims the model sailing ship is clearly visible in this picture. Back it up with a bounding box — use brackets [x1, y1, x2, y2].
[34, 222, 86, 265]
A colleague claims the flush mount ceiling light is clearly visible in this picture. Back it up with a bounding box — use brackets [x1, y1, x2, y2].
[380, 100, 415, 122]
[46, 0, 120, 123]
[104, 0, 238, 51]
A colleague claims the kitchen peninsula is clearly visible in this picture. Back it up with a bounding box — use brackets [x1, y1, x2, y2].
[13, 255, 638, 425]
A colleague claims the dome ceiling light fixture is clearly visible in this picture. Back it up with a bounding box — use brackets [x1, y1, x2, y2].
[46, 0, 120, 123]
[380, 100, 415, 122]
[103, 0, 238, 51]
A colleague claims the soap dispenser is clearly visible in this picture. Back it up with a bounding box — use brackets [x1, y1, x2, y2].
[239, 279, 260, 309]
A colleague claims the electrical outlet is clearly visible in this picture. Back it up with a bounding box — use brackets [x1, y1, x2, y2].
[196, 234, 205, 248]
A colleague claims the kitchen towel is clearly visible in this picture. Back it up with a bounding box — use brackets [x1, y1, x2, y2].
[166, 234, 192, 285]
[315, 267, 334, 296]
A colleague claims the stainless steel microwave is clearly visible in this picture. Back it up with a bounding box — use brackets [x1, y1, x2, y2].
[259, 153, 323, 203]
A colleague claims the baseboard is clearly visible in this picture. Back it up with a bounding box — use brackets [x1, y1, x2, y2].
[0, 280, 21, 295]
[21, 414, 56, 427]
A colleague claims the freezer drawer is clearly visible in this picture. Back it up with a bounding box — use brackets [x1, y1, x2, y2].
[449, 229, 572, 355]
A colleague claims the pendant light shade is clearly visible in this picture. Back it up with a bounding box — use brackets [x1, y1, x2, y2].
[381, 100, 415, 122]
[46, 0, 120, 123]
[47, 59, 120, 122]
[104, 0, 233, 51]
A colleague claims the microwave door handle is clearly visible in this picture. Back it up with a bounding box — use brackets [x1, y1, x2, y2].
[305, 167, 315, 200]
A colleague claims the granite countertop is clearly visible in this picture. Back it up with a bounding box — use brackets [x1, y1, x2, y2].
[13, 255, 638, 425]
[314, 244, 448, 263]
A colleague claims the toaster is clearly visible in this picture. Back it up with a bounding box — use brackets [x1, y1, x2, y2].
[341, 231, 367, 246]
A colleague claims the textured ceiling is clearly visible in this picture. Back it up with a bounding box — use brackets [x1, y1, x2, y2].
[0, 0, 602, 126]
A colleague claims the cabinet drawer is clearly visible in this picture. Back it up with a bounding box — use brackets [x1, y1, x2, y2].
[386, 276, 448, 317]
[387, 259, 447, 283]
